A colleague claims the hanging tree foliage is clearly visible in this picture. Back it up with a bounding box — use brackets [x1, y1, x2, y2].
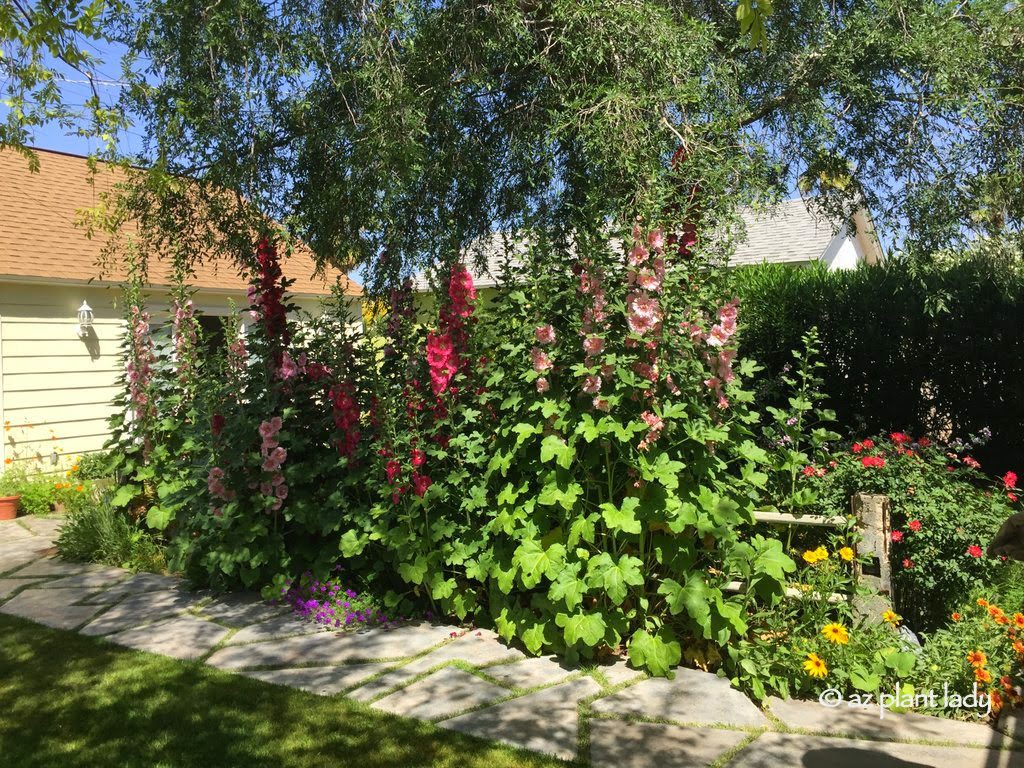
[102, 0, 1024, 282]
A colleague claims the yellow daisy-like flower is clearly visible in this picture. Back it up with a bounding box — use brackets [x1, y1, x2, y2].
[882, 609, 901, 625]
[821, 623, 850, 645]
[803, 653, 828, 679]
[975, 667, 992, 684]
[977, 598, 990, 608]
[838, 546, 855, 562]
[966, 649, 987, 668]
[1013, 613, 1024, 630]
[802, 549, 820, 564]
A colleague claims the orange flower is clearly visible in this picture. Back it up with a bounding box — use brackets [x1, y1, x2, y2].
[75, 485, 83, 492]
[3, 458, 10, 465]
[996, 613, 1010, 626]
[951, 612, 962, 622]
[966, 649, 988, 667]
[1013, 641, 1024, 656]
[975, 668, 993, 684]
[1001, 675, 1014, 691]
[978, 598, 990, 608]
[1013, 613, 1024, 629]
[992, 689, 1004, 714]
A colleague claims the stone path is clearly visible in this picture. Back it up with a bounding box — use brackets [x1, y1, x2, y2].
[1, 517, 1022, 767]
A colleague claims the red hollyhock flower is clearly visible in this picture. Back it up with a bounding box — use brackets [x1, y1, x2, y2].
[385, 461, 401, 484]
[890, 432, 911, 445]
[410, 449, 426, 468]
[411, 472, 432, 497]
[902, 558, 914, 568]
[908, 519, 922, 532]
[852, 442, 864, 454]
[211, 414, 225, 437]
[967, 544, 983, 558]
[1003, 471, 1018, 490]
[862, 439, 875, 449]
[891, 530, 904, 543]
[861, 456, 885, 469]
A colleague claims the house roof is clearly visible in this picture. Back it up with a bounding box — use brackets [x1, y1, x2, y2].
[730, 198, 855, 267]
[0, 148, 361, 297]
[411, 199, 880, 290]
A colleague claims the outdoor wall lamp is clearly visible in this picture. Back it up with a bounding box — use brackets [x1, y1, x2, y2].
[77, 301, 94, 338]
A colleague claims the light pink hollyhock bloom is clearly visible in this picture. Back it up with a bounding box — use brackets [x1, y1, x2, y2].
[628, 293, 661, 319]
[628, 241, 649, 266]
[627, 312, 658, 335]
[270, 416, 283, 432]
[272, 472, 285, 487]
[260, 482, 273, 496]
[536, 377, 550, 393]
[277, 351, 299, 380]
[717, 394, 730, 409]
[271, 498, 283, 512]
[633, 361, 659, 382]
[262, 456, 280, 473]
[647, 228, 665, 251]
[704, 376, 722, 390]
[530, 347, 553, 373]
[209, 467, 225, 481]
[579, 272, 593, 294]
[534, 324, 556, 345]
[275, 483, 289, 500]
[271, 446, 287, 464]
[582, 375, 602, 394]
[258, 421, 277, 440]
[706, 324, 731, 347]
[583, 336, 605, 356]
[637, 269, 661, 292]
[641, 411, 664, 432]
[593, 397, 611, 412]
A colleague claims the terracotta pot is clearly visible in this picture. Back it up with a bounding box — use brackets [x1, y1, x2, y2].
[0, 495, 20, 521]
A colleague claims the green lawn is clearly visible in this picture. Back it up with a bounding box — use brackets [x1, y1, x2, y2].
[0, 614, 566, 768]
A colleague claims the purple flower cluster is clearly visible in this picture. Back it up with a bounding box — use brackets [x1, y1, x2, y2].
[277, 570, 398, 630]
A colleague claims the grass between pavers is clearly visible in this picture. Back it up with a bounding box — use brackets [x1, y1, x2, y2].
[0, 614, 571, 768]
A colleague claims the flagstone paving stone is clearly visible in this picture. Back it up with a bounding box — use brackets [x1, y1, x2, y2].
[79, 589, 199, 636]
[12, 557, 94, 578]
[589, 719, 750, 768]
[727, 731, 1024, 768]
[0, 523, 35, 541]
[373, 667, 509, 721]
[591, 659, 646, 687]
[404, 629, 525, 671]
[441, 676, 601, 760]
[0, 586, 102, 629]
[36, 568, 129, 592]
[192, 594, 288, 627]
[83, 573, 183, 604]
[346, 665, 420, 702]
[480, 654, 578, 689]
[208, 623, 453, 670]
[0, 578, 46, 600]
[107, 615, 231, 660]
[592, 667, 769, 729]
[17, 517, 64, 537]
[0, 544, 54, 575]
[238, 663, 388, 695]
[766, 696, 1019, 748]
[224, 613, 332, 644]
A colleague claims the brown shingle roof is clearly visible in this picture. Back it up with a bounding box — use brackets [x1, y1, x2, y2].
[0, 148, 361, 297]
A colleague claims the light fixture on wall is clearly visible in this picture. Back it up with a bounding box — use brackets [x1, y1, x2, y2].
[77, 301, 94, 338]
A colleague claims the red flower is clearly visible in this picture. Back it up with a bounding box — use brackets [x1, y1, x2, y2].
[802, 465, 816, 477]
[211, 414, 225, 437]
[385, 460, 401, 484]
[861, 456, 885, 469]
[411, 472, 432, 497]
[1003, 471, 1018, 490]
[410, 449, 426, 468]
[917, 437, 931, 448]
[902, 558, 914, 568]
[908, 519, 922, 532]
[967, 544, 983, 558]
[890, 432, 911, 445]
[891, 530, 904, 543]
[852, 442, 864, 454]
[964, 456, 981, 469]
[1009, 493, 1019, 503]
[862, 439, 875, 449]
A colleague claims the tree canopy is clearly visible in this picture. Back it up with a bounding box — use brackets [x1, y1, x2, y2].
[9, 0, 1024, 282]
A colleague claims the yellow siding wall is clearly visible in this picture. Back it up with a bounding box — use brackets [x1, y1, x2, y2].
[0, 280, 357, 471]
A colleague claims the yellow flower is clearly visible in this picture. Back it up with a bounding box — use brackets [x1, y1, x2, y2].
[821, 623, 850, 645]
[882, 610, 901, 625]
[838, 546, 855, 562]
[803, 653, 828, 678]
[802, 549, 819, 564]
[802, 546, 830, 565]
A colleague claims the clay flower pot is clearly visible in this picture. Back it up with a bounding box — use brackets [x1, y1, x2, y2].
[0, 495, 20, 521]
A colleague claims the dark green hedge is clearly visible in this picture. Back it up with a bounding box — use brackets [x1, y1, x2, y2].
[733, 258, 1024, 474]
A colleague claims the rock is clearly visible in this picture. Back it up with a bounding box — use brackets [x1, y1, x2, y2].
[373, 667, 508, 720]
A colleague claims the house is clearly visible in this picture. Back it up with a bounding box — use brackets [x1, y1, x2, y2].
[411, 198, 883, 292]
[0, 148, 362, 469]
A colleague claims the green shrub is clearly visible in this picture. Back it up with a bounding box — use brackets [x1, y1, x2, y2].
[74, 451, 116, 480]
[732, 257, 1024, 474]
[56, 502, 165, 573]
